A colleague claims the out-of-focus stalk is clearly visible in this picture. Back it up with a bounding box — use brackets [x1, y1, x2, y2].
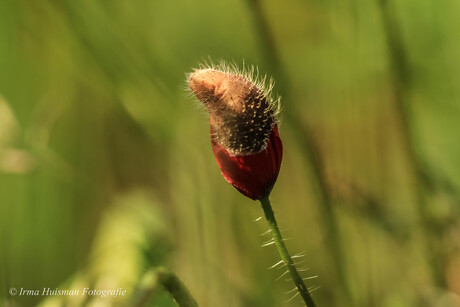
[376, 0, 447, 288]
[245, 0, 352, 304]
[131, 267, 198, 307]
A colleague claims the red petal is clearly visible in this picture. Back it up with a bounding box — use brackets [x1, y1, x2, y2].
[211, 125, 283, 200]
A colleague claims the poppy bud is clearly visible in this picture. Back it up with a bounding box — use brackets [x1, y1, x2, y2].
[188, 66, 283, 200]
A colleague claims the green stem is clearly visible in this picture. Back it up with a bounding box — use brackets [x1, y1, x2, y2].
[260, 196, 316, 307]
[131, 267, 198, 307]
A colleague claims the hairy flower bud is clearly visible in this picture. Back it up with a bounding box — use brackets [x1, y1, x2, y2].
[189, 65, 283, 200]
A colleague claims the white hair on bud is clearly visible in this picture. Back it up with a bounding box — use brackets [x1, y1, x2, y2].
[187, 59, 281, 155]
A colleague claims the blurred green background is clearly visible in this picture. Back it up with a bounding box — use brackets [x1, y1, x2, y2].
[1, 0, 459, 306]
